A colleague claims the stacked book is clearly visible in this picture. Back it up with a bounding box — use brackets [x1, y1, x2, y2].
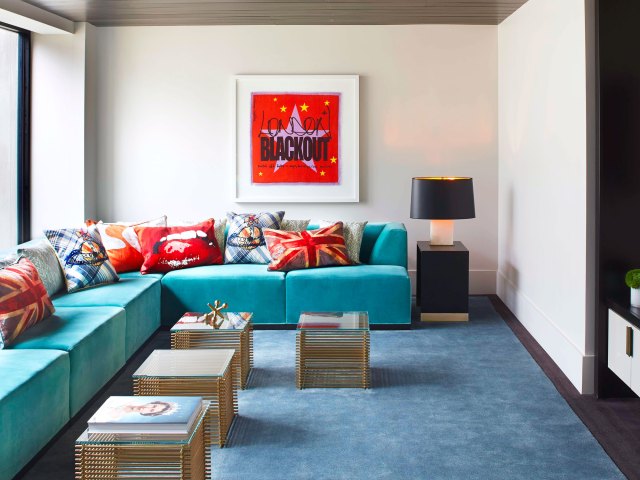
[173, 311, 251, 330]
[88, 396, 203, 436]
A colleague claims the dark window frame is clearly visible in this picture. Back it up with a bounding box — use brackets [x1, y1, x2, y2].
[0, 22, 30, 243]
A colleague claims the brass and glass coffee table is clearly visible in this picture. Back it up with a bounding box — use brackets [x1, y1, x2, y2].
[75, 401, 208, 480]
[132, 349, 237, 448]
[296, 311, 370, 389]
[171, 312, 254, 390]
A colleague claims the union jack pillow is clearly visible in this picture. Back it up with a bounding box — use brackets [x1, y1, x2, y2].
[45, 226, 119, 293]
[0, 257, 55, 349]
[263, 222, 351, 272]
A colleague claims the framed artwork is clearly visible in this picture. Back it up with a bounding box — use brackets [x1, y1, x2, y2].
[234, 75, 359, 202]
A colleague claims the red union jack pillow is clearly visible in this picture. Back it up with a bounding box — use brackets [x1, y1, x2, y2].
[263, 222, 351, 272]
[0, 257, 55, 349]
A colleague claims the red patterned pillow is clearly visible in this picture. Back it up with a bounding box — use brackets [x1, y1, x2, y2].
[263, 222, 351, 272]
[0, 258, 55, 349]
[134, 219, 223, 274]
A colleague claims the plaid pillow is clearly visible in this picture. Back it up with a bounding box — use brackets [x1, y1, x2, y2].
[44, 226, 119, 293]
[225, 211, 284, 264]
[0, 258, 55, 348]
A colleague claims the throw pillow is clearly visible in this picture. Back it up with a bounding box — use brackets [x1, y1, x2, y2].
[0, 258, 55, 349]
[18, 239, 66, 296]
[135, 219, 223, 274]
[93, 216, 167, 273]
[225, 211, 284, 264]
[44, 226, 119, 293]
[169, 217, 227, 253]
[0, 254, 19, 269]
[263, 222, 351, 272]
[280, 219, 311, 232]
[319, 220, 368, 264]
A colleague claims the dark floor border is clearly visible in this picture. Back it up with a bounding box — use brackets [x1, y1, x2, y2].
[489, 295, 640, 480]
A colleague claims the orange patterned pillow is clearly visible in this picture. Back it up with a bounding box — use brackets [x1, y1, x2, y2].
[92, 216, 166, 273]
[0, 258, 55, 348]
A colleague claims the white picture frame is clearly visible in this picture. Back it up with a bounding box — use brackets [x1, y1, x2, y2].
[233, 74, 359, 203]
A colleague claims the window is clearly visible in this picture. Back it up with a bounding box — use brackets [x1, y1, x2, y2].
[0, 24, 30, 249]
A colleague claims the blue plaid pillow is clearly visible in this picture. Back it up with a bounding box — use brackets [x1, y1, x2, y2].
[44, 226, 119, 293]
[225, 211, 284, 264]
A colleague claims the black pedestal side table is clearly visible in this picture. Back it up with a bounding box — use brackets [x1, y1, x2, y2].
[416, 241, 469, 322]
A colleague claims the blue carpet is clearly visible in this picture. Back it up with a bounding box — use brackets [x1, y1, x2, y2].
[211, 297, 623, 479]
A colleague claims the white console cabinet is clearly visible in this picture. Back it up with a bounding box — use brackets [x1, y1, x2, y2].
[608, 309, 640, 395]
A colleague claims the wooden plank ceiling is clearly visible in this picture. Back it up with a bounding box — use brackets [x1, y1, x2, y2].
[23, 0, 529, 26]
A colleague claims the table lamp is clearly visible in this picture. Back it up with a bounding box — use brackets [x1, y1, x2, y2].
[410, 177, 475, 245]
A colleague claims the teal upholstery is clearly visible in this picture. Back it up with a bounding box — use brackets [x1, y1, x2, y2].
[53, 278, 161, 358]
[368, 223, 408, 268]
[162, 264, 286, 325]
[10, 307, 126, 416]
[0, 350, 70, 480]
[286, 265, 411, 324]
[119, 271, 164, 281]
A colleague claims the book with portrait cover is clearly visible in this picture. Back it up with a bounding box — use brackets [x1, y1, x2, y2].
[87, 396, 203, 435]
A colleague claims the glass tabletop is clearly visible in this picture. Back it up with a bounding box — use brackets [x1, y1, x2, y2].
[171, 311, 253, 331]
[76, 404, 206, 445]
[133, 349, 235, 378]
[297, 312, 369, 331]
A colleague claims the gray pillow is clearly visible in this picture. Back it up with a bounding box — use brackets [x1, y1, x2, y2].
[0, 253, 19, 269]
[319, 220, 368, 264]
[281, 219, 311, 232]
[18, 239, 66, 296]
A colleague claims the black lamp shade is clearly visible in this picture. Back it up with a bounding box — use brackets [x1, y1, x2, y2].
[410, 177, 475, 220]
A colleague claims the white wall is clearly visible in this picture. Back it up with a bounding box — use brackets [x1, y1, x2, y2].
[498, 0, 591, 392]
[95, 25, 499, 293]
[31, 23, 98, 234]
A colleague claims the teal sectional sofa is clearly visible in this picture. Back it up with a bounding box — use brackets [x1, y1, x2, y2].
[0, 221, 409, 479]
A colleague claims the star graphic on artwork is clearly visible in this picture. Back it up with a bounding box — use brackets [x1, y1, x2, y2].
[330, 156, 337, 164]
[324, 100, 330, 106]
[280, 105, 287, 112]
[262, 105, 329, 173]
[273, 97, 278, 102]
[320, 170, 326, 176]
[300, 103, 309, 112]
[259, 171, 263, 176]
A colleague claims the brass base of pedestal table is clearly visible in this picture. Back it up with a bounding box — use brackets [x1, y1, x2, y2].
[171, 323, 253, 390]
[133, 364, 237, 449]
[75, 411, 208, 480]
[296, 330, 370, 389]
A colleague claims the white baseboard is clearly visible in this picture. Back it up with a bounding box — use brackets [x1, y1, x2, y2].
[497, 271, 594, 394]
[408, 269, 497, 295]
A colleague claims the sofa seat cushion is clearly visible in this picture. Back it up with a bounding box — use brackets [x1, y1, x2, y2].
[9, 306, 126, 415]
[285, 265, 411, 324]
[118, 271, 164, 281]
[0, 349, 70, 480]
[52, 278, 161, 359]
[162, 264, 285, 325]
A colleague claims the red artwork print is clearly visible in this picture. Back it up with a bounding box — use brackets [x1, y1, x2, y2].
[251, 93, 340, 184]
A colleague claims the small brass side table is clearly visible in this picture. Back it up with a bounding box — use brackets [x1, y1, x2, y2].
[171, 312, 253, 390]
[296, 311, 370, 389]
[75, 402, 208, 480]
[133, 349, 237, 451]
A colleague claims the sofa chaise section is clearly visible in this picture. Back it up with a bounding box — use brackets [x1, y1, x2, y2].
[0, 350, 70, 480]
[161, 264, 286, 326]
[52, 277, 161, 359]
[286, 222, 411, 325]
[9, 307, 126, 416]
